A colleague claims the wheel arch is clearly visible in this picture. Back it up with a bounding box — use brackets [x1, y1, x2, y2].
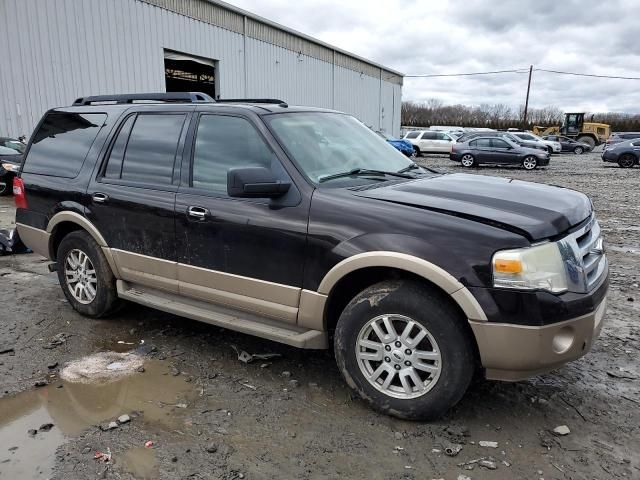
[317, 252, 487, 333]
[46, 211, 119, 276]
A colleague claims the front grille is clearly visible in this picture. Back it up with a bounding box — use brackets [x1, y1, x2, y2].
[559, 216, 607, 293]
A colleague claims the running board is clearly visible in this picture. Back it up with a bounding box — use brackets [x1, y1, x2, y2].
[116, 280, 328, 349]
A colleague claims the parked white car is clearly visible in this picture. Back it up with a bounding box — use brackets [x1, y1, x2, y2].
[511, 131, 561, 154]
[403, 130, 455, 154]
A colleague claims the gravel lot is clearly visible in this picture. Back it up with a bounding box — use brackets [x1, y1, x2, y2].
[0, 150, 638, 480]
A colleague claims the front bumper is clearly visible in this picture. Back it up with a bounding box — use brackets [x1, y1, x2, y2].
[602, 151, 619, 163]
[470, 297, 606, 381]
[537, 156, 550, 166]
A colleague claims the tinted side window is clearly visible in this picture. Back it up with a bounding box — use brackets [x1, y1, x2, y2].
[491, 139, 510, 149]
[192, 115, 278, 195]
[119, 114, 186, 185]
[405, 131, 420, 139]
[475, 138, 492, 147]
[104, 115, 135, 179]
[421, 131, 437, 140]
[23, 112, 106, 178]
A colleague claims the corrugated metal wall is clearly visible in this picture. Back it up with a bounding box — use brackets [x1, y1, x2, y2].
[0, 0, 402, 137]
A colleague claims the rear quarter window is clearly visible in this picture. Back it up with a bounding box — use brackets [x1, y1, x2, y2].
[22, 112, 106, 178]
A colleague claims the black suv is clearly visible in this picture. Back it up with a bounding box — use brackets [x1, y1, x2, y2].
[14, 93, 609, 419]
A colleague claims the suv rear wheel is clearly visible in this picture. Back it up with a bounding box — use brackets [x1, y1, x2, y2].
[57, 230, 120, 317]
[334, 280, 475, 420]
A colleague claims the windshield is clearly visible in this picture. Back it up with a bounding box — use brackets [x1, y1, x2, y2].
[0, 139, 25, 155]
[266, 112, 413, 184]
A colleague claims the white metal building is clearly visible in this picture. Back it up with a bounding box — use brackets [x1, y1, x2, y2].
[0, 0, 403, 138]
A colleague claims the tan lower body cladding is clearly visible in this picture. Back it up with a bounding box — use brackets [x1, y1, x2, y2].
[470, 299, 607, 381]
[110, 249, 308, 326]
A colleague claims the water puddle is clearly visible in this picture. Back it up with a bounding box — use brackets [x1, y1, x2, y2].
[0, 357, 195, 479]
[122, 447, 158, 479]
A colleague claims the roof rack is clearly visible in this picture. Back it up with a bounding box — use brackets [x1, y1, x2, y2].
[72, 92, 214, 106]
[216, 98, 288, 106]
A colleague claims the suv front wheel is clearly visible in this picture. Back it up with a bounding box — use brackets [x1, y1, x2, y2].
[334, 280, 475, 420]
[57, 230, 120, 317]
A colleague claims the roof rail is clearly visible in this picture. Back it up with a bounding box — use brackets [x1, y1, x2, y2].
[215, 98, 288, 106]
[72, 92, 214, 106]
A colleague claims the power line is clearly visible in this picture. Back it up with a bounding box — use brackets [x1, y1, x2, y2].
[404, 68, 528, 78]
[403, 67, 640, 81]
[534, 68, 640, 81]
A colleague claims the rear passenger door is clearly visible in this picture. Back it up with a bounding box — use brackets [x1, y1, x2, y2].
[471, 138, 492, 162]
[86, 110, 191, 292]
[418, 131, 436, 152]
[174, 112, 309, 324]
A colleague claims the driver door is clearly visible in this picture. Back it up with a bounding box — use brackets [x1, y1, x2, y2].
[174, 112, 309, 324]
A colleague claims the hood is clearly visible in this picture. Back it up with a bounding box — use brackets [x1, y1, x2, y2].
[353, 173, 592, 240]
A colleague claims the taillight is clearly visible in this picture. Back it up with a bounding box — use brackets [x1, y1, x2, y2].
[13, 177, 28, 209]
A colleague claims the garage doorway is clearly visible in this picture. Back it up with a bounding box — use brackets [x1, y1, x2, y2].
[164, 50, 218, 99]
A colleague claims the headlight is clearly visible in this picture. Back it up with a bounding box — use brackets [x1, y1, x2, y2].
[492, 242, 568, 293]
[1, 163, 19, 173]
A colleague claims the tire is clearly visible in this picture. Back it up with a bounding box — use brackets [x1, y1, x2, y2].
[334, 280, 475, 420]
[413, 146, 421, 157]
[577, 135, 596, 150]
[618, 154, 636, 168]
[522, 156, 538, 170]
[573, 146, 584, 155]
[460, 154, 475, 168]
[0, 174, 13, 196]
[547, 146, 553, 155]
[56, 230, 120, 317]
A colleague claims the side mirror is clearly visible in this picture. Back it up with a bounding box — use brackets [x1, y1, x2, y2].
[227, 167, 291, 198]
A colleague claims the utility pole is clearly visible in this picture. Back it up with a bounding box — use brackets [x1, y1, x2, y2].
[522, 65, 533, 129]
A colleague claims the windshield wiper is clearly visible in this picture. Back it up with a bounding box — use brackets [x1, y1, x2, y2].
[318, 168, 414, 183]
[397, 163, 439, 174]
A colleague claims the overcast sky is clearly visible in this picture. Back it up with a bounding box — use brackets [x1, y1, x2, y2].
[231, 0, 639, 113]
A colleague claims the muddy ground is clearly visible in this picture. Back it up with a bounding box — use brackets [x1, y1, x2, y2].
[0, 150, 638, 480]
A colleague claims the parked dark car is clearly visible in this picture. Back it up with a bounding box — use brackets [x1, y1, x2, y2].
[0, 137, 25, 196]
[376, 131, 415, 157]
[542, 135, 591, 154]
[14, 92, 608, 420]
[456, 131, 548, 153]
[604, 132, 640, 150]
[451, 136, 550, 169]
[602, 139, 640, 168]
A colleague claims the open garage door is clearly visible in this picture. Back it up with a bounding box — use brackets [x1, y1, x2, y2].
[164, 50, 217, 98]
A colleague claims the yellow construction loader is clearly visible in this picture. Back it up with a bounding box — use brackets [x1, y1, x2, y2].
[533, 113, 610, 149]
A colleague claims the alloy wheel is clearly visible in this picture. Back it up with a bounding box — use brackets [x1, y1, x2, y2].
[574, 147, 583, 155]
[523, 156, 537, 170]
[0, 181, 7, 195]
[461, 155, 474, 167]
[355, 314, 442, 399]
[619, 155, 635, 168]
[64, 249, 98, 304]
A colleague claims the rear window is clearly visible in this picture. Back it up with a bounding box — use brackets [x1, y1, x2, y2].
[102, 113, 186, 185]
[23, 112, 106, 178]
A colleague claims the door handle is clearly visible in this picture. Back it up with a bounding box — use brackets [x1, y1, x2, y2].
[187, 206, 208, 219]
[92, 193, 109, 203]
